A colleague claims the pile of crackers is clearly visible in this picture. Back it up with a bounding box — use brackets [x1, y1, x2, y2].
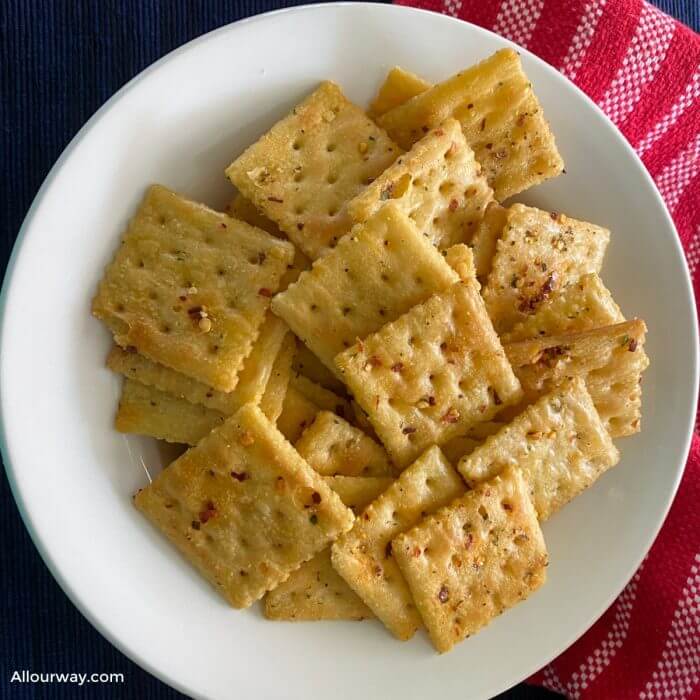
[92, 49, 649, 654]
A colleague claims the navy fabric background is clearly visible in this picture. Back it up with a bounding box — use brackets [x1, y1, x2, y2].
[1, 2, 697, 698]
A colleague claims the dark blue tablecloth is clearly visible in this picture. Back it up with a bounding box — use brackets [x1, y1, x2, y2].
[2, 1, 697, 698]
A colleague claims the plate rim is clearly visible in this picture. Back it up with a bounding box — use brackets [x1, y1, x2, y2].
[1, 3, 697, 698]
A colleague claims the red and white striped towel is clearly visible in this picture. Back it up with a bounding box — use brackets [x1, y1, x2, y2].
[394, 0, 700, 696]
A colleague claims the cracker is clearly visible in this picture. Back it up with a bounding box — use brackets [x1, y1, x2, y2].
[260, 332, 296, 423]
[324, 476, 394, 512]
[227, 194, 312, 292]
[457, 377, 619, 521]
[134, 405, 354, 608]
[336, 281, 522, 468]
[292, 341, 347, 394]
[115, 379, 226, 445]
[331, 446, 465, 639]
[505, 320, 649, 437]
[471, 202, 507, 281]
[272, 203, 459, 372]
[226, 81, 400, 260]
[346, 119, 494, 249]
[295, 411, 394, 477]
[378, 49, 564, 201]
[264, 549, 373, 622]
[393, 466, 547, 653]
[264, 476, 391, 622]
[444, 244, 478, 287]
[277, 386, 320, 443]
[442, 421, 504, 464]
[502, 273, 625, 343]
[108, 313, 289, 414]
[368, 67, 431, 119]
[92, 185, 294, 391]
[227, 193, 284, 237]
[291, 374, 351, 419]
[483, 204, 610, 335]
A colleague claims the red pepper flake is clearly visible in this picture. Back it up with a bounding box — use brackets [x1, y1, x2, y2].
[449, 198, 459, 212]
[628, 339, 638, 352]
[258, 288, 273, 297]
[434, 128, 444, 136]
[199, 501, 216, 523]
[219, 222, 227, 229]
[367, 355, 382, 368]
[480, 118, 486, 131]
[231, 471, 248, 481]
[267, 196, 284, 203]
[191, 520, 200, 530]
[385, 541, 393, 558]
[438, 585, 449, 603]
[187, 306, 203, 317]
[549, 211, 558, 220]
[485, 143, 493, 150]
[402, 426, 417, 435]
[442, 408, 460, 424]
[391, 362, 404, 373]
[465, 533, 473, 549]
[311, 491, 322, 504]
[412, 546, 421, 557]
[125, 345, 138, 354]
[502, 502, 513, 511]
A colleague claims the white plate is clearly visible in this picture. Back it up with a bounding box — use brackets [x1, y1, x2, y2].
[1, 4, 697, 699]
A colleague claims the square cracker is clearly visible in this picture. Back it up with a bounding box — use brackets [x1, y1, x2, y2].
[378, 49, 564, 201]
[107, 314, 289, 414]
[505, 319, 649, 437]
[134, 404, 354, 608]
[483, 204, 610, 335]
[295, 411, 394, 477]
[227, 194, 311, 292]
[471, 202, 507, 281]
[346, 119, 494, 250]
[502, 273, 624, 343]
[458, 377, 619, 521]
[331, 446, 465, 639]
[92, 185, 294, 391]
[393, 465, 547, 653]
[115, 379, 225, 445]
[335, 281, 522, 469]
[368, 67, 431, 119]
[264, 476, 392, 621]
[259, 332, 297, 423]
[292, 341, 347, 394]
[226, 81, 400, 260]
[272, 202, 459, 372]
[276, 376, 350, 443]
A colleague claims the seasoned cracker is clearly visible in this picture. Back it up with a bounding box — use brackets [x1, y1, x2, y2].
[295, 411, 394, 477]
[264, 476, 391, 622]
[444, 243, 478, 287]
[107, 313, 289, 414]
[226, 81, 400, 259]
[272, 203, 459, 372]
[331, 446, 465, 639]
[457, 377, 619, 521]
[324, 476, 394, 512]
[393, 466, 547, 653]
[502, 273, 624, 343]
[483, 204, 610, 334]
[368, 67, 431, 119]
[115, 379, 225, 445]
[260, 332, 296, 423]
[471, 202, 507, 281]
[227, 193, 284, 237]
[277, 386, 320, 443]
[378, 49, 564, 200]
[505, 319, 649, 437]
[292, 341, 347, 394]
[92, 185, 294, 391]
[336, 281, 522, 468]
[134, 404, 354, 608]
[346, 119, 494, 249]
